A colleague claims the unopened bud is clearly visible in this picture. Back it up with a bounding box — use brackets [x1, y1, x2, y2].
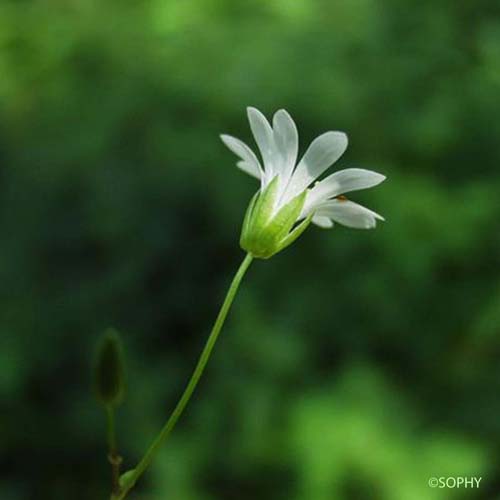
[94, 328, 126, 407]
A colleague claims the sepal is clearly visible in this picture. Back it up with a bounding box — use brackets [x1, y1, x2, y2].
[240, 179, 310, 259]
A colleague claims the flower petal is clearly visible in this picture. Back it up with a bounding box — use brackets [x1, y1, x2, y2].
[272, 109, 298, 186]
[220, 134, 263, 180]
[247, 107, 276, 182]
[236, 161, 261, 180]
[315, 199, 384, 229]
[304, 168, 386, 214]
[284, 131, 348, 202]
[312, 215, 334, 228]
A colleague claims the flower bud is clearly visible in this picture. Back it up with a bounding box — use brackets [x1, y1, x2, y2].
[240, 176, 313, 259]
[94, 328, 126, 407]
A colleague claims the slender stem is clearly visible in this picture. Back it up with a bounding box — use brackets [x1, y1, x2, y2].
[106, 405, 122, 498]
[117, 253, 254, 500]
[107, 405, 117, 455]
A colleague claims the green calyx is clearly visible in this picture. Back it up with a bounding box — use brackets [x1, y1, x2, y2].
[240, 176, 313, 259]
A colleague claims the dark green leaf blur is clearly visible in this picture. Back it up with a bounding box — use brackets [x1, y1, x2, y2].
[1, 0, 499, 499]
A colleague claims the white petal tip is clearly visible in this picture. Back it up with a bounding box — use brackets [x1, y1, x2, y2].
[367, 214, 384, 228]
[334, 131, 348, 142]
[274, 108, 290, 118]
[312, 215, 334, 229]
[321, 130, 348, 148]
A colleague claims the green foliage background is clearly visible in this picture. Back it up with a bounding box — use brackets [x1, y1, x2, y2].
[1, 0, 499, 498]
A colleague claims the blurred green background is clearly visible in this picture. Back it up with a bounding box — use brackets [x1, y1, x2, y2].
[1, 0, 500, 498]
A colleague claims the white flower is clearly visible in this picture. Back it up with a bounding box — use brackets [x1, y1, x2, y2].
[221, 107, 386, 258]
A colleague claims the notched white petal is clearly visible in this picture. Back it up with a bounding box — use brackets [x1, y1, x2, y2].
[304, 168, 386, 213]
[285, 131, 348, 202]
[315, 199, 384, 229]
[246, 107, 277, 180]
[272, 109, 298, 184]
[236, 161, 261, 180]
[312, 215, 334, 229]
[220, 134, 262, 179]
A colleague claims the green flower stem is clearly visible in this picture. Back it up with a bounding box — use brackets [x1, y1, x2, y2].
[107, 405, 117, 455]
[106, 405, 122, 498]
[117, 253, 254, 500]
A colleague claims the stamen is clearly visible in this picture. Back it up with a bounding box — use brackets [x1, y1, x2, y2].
[336, 195, 348, 202]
